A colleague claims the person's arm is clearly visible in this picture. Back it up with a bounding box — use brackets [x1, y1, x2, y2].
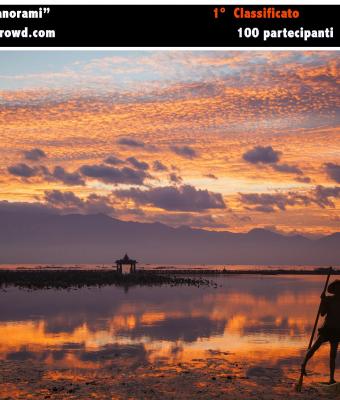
[320, 295, 330, 316]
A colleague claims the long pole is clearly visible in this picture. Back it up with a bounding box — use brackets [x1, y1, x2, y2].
[296, 267, 332, 392]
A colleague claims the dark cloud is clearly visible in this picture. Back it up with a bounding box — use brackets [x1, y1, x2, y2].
[7, 163, 38, 178]
[80, 164, 148, 185]
[249, 205, 276, 213]
[117, 137, 145, 148]
[313, 185, 340, 208]
[9, 159, 148, 187]
[116, 184, 226, 211]
[104, 155, 124, 165]
[170, 145, 198, 159]
[240, 193, 298, 212]
[8, 163, 85, 186]
[52, 166, 85, 186]
[272, 163, 303, 175]
[126, 157, 149, 171]
[153, 160, 168, 172]
[23, 148, 46, 161]
[169, 173, 183, 184]
[240, 185, 340, 212]
[243, 146, 307, 179]
[240, 192, 312, 212]
[325, 163, 340, 183]
[0, 191, 116, 216]
[204, 174, 218, 180]
[231, 212, 252, 223]
[295, 176, 311, 183]
[44, 190, 84, 209]
[44, 190, 115, 215]
[243, 146, 281, 164]
[84, 193, 116, 214]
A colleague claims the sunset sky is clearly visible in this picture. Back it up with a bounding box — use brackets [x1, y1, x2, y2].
[0, 51, 339, 236]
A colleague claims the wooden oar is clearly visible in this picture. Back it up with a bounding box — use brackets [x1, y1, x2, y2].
[295, 267, 333, 392]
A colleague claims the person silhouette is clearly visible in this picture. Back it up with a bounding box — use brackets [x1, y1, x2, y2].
[301, 280, 340, 384]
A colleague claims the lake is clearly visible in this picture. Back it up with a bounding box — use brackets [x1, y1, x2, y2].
[0, 273, 337, 398]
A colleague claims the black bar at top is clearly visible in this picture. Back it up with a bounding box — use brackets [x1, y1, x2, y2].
[0, 5, 338, 47]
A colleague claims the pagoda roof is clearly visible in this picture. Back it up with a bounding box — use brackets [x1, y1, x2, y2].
[115, 253, 137, 263]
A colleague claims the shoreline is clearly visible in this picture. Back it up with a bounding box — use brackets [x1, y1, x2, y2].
[0, 267, 337, 290]
[153, 268, 338, 275]
[0, 269, 213, 290]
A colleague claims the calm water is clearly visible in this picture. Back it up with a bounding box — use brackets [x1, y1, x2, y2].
[0, 274, 337, 381]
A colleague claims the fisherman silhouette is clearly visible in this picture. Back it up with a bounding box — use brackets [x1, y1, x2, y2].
[301, 280, 340, 384]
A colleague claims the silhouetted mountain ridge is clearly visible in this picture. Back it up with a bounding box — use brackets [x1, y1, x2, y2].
[0, 211, 339, 265]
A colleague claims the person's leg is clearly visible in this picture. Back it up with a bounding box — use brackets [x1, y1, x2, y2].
[301, 336, 326, 376]
[329, 341, 338, 384]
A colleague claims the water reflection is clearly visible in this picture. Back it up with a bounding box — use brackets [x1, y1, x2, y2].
[0, 275, 337, 381]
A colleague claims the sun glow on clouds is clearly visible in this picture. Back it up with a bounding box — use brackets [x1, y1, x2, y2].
[0, 51, 339, 235]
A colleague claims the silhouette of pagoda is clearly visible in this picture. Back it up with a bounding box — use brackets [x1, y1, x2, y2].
[115, 253, 137, 273]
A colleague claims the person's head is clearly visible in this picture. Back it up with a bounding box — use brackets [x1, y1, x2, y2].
[328, 280, 340, 295]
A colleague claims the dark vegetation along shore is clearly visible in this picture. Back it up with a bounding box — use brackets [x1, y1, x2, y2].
[154, 267, 339, 275]
[0, 267, 337, 290]
[0, 269, 214, 290]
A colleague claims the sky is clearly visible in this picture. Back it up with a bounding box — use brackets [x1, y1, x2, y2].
[0, 51, 339, 236]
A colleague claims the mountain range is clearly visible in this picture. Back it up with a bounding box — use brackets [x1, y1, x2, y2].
[0, 210, 339, 265]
